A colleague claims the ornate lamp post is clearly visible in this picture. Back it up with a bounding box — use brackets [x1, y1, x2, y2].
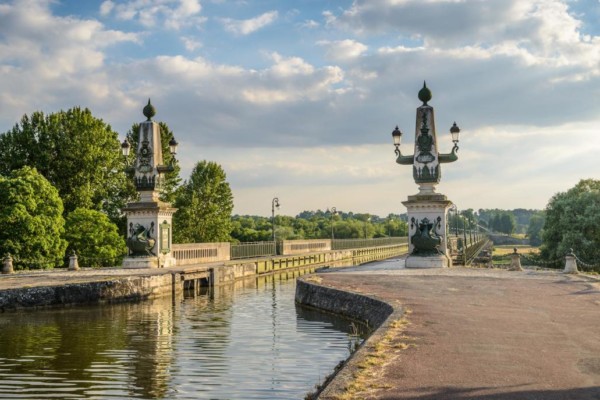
[271, 197, 280, 242]
[448, 204, 459, 236]
[120, 99, 179, 269]
[393, 82, 462, 268]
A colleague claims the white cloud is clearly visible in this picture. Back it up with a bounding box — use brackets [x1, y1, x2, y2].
[220, 10, 278, 35]
[328, 0, 600, 74]
[318, 39, 368, 61]
[101, 0, 204, 30]
[99, 0, 114, 16]
[300, 19, 319, 29]
[181, 35, 202, 51]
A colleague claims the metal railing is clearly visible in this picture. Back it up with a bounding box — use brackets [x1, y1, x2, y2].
[332, 237, 408, 250]
[230, 241, 277, 259]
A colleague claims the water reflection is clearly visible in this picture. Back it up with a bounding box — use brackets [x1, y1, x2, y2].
[0, 271, 364, 399]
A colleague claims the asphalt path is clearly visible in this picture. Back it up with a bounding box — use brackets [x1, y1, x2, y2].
[317, 260, 600, 400]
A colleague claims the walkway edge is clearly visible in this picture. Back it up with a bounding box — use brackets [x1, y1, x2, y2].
[295, 278, 403, 399]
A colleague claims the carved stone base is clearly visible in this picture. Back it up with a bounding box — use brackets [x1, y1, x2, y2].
[122, 254, 177, 269]
[402, 192, 453, 259]
[122, 257, 159, 269]
[405, 254, 450, 269]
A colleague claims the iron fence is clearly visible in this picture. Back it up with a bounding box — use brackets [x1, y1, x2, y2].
[332, 237, 408, 250]
[230, 241, 277, 259]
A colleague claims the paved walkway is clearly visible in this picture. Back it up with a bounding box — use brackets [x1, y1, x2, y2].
[317, 259, 600, 399]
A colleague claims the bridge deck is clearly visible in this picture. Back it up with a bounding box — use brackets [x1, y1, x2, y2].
[314, 259, 600, 399]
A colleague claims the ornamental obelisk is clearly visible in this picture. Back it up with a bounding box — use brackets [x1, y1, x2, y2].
[121, 100, 178, 269]
[392, 83, 461, 268]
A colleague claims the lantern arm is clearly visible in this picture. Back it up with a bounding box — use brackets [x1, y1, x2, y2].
[395, 147, 415, 165]
[438, 144, 459, 164]
[157, 164, 175, 173]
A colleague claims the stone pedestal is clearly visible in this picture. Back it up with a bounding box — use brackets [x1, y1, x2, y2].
[402, 192, 453, 269]
[509, 249, 523, 271]
[122, 200, 177, 269]
[563, 253, 578, 274]
[2, 254, 13, 274]
[68, 252, 79, 271]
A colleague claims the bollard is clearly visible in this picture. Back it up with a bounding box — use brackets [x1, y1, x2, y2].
[509, 247, 523, 271]
[563, 249, 578, 274]
[2, 253, 14, 274]
[69, 251, 80, 271]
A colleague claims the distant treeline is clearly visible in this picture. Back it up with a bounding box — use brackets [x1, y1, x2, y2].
[231, 211, 408, 242]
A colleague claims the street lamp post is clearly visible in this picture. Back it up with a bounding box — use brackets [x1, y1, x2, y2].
[364, 216, 371, 239]
[271, 197, 280, 242]
[328, 207, 337, 240]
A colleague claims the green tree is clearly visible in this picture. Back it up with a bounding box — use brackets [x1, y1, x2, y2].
[527, 212, 545, 246]
[0, 167, 67, 269]
[125, 121, 181, 204]
[499, 213, 516, 235]
[541, 179, 600, 263]
[173, 161, 234, 243]
[64, 208, 128, 268]
[383, 216, 408, 237]
[0, 108, 134, 220]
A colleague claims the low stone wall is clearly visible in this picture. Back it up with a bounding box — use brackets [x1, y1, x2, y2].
[295, 279, 402, 399]
[295, 279, 393, 328]
[0, 273, 176, 311]
[172, 242, 231, 265]
[280, 239, 332, 255]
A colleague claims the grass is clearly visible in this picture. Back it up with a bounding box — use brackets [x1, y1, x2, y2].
[303, 275, 322, 284]
[491, 245, 541, 267]
[493, 245, 540, 257]
[335, 310, 415, 400]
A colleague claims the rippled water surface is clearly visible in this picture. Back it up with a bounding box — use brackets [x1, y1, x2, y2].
[0, 273, 364, 399]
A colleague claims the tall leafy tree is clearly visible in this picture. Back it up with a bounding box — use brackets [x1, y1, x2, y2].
[0, 167, 67, 269]
[64, 208, 128, 268]
[541, 179, 600, 263]
[125, 121, 181, 204]
[0, 107, 134, 220]
[173, 161, 233, 243]
[527, 212, 545, 246]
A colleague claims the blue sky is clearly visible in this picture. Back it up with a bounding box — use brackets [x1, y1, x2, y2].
[1, 0, 600, 216]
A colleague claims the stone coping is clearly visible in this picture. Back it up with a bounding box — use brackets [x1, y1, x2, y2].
[295, 278, 401, 399]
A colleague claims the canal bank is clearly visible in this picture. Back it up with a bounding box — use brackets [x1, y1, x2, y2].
[296, 259, 600, 400]
[0, 244, 407, 310]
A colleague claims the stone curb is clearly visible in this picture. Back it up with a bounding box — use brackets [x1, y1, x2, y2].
[295, 278, 403, 399]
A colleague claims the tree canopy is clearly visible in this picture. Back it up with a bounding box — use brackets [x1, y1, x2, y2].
[541, 179, 600, 263]
[173, 161, 234, 243]
[64, 208, 128, 268]
[0, 107, 134, 220]
[527, 212, 545, 246]
[0, 167, 67, 269]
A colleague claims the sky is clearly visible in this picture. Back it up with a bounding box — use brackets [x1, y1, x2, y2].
[1, 0, 600, 217]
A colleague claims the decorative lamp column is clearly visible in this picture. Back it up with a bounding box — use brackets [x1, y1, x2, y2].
[121, 100, 178, 269]
[393, 82, 461, 268]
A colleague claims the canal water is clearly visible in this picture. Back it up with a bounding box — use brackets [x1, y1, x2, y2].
[0, 271, 365, 399]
